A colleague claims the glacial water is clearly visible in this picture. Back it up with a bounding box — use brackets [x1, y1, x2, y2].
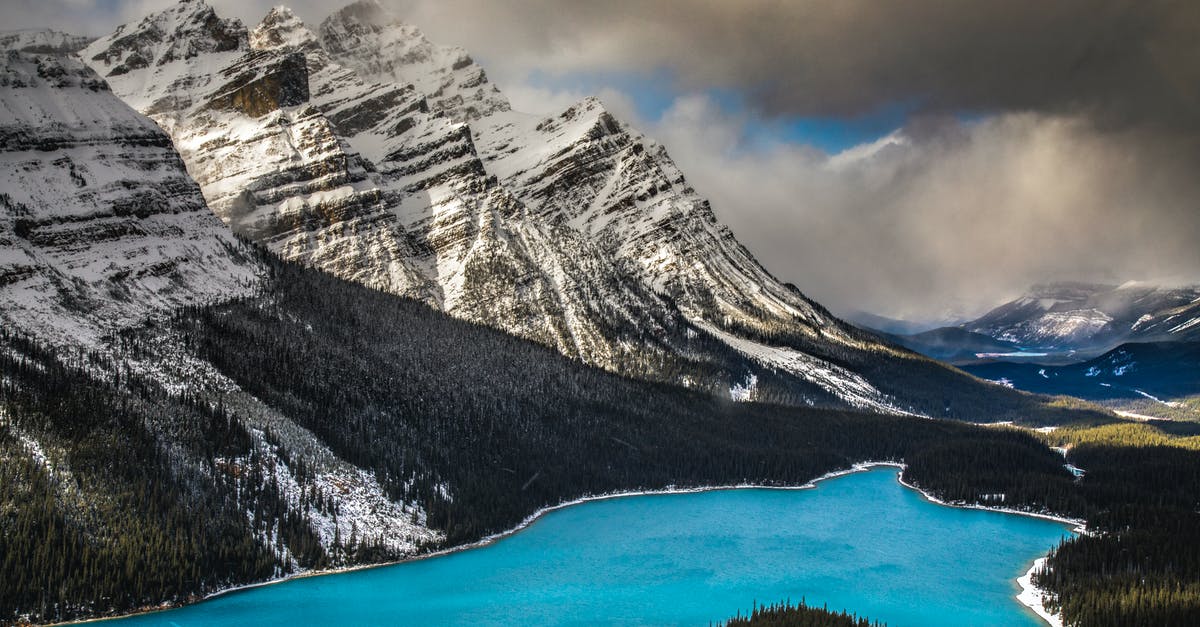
[107, 467, 1073, 626]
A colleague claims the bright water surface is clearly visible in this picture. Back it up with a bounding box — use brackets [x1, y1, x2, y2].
[108, 467, 1072, 626]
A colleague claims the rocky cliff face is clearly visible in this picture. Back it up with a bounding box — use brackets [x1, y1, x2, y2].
[77, 0, 986, 414]
[0, 46, 259, 346]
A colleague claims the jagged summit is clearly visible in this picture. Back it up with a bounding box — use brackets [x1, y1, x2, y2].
[90, 0, 246, 69]
[80, 0, 249, 116]
[251, 6, 322, 52]
[318, 0, 509, 122]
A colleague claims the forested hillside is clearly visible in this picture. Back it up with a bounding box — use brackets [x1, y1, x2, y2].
[173, 256, 1090, 545]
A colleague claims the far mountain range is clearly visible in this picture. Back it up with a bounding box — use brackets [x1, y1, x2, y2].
[851, 282, 1200, 418]
[853, 281, 1200, 364]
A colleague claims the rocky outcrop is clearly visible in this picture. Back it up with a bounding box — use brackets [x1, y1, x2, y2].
[204, 50, 310, 117]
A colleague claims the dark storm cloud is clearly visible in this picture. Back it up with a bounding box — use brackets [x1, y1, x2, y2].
[647, 101, 1200, 319]
[5, 0, 1197, 131]
[388, 0, 1200, 132]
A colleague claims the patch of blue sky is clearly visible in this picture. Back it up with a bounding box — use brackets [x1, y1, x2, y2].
[521, 69, 924, 154]
[520, 68, 680, 124]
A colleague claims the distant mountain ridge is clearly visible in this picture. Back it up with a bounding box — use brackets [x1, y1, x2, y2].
[963, 281, 1200, 352]
[843, 310, 957, 336]
[879, 327, 1022, 364]
[963, 341, 1200, 404]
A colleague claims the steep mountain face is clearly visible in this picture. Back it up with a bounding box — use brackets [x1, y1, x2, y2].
[965, 282, 1200, 351]
[0, 47, 259, 345]
[0, 43, 448, 609]
[77, 0, 1046, 417]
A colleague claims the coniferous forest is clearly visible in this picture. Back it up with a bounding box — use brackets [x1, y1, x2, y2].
[721, 599, 883, 627]
[2, 254, 1199, 625]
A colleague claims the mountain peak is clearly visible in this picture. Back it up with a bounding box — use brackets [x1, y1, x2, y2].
[251, 5, 320, 52]
[318, 1, 509, 122]
[326, 0, 394, 29]
[85, 0, 246, 77]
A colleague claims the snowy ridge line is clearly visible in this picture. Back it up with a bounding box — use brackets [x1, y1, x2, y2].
[67, 460, 1081, 626]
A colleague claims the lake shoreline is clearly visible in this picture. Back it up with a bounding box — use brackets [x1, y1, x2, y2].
[63, 461, 1079, 627]
[1017, 557, 1064, 627]
[891, 471, 1082, 627]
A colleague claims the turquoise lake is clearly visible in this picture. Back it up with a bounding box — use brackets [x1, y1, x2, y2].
[107, 467, 1072, 626]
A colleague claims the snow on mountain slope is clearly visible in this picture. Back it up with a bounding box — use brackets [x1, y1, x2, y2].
[0, 48, 259, 346]
[0, 30, 93, 54]
[966, 282, 1200, 350]
[82, 3, 700, 373]
[0, 40, 437, 563]
[1128, 295, 1200, 341]
[472, 99, 859, 344]
[317, 0, 509, 123]
[78, 0, 1010, 415]
[696, 322, 902, 414]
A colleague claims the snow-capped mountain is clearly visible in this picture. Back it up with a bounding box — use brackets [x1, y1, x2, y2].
[965, 281, 1200, 351]
[72, 0, 1038, 416]
[0, 47, 259, 346]
[0, 30, 93, 54]
[317, 1, 509, 123]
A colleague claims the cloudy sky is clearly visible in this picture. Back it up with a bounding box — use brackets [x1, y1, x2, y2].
[7, 0, 1200, 321]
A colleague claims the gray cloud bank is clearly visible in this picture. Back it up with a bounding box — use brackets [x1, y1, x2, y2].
[650, 100, 1200, 319]
[4, 0, 1198, 319]
[406, 0, 1200, 134]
